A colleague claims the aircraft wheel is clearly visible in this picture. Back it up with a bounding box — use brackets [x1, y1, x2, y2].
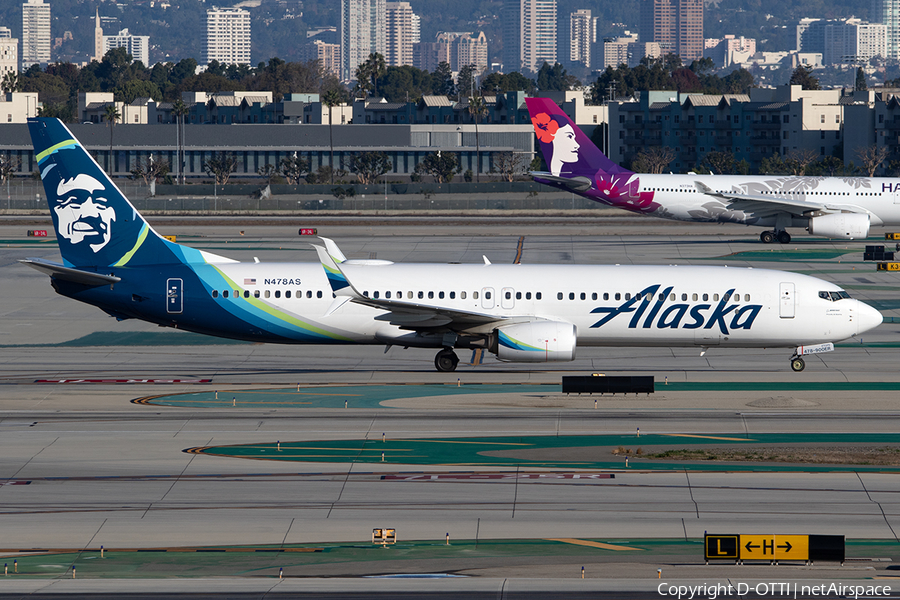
[790, 357, 805, 372]
[777, 231, 792, 244]
[760, 231, 775, 244]
[434, 349, 459, 372]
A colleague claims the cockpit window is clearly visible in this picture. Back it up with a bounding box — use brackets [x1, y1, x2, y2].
[819, 290, 851, 301]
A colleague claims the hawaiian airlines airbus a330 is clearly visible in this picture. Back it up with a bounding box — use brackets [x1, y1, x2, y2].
[21, 118, 882, 371]
[527, 98, 900, 244]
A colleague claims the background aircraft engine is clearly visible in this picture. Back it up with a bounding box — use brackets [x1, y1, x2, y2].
[493, 320, 576, 363]
[807, 213, 870, 239]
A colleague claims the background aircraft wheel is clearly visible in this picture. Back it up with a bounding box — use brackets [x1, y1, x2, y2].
[777, 231, 792, 244]
[790, 357, 805, 372]
[434, 349, 459, 372]
[760, 231, 775, 244]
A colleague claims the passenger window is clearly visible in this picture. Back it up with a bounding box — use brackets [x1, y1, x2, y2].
[385, 291, 391, 299]
[569, 292, 575, 300]
[713, 294, 719, 301]
[615, 293, 621, 300]
[692, 293, 698, 301]
[516, 292, 521, 300]
[223, 290, 229, 298]
[474, 291, 479, 299]
[418, 291, 424, 299]
[525, 292, 531, 300]
[439, 291, 445, 299]
[285, 291, 291, 299]
[212, 290, 219, 298]
[307, 291, 312, 298]
[461, 291, 467, 300]
[450, 292, 455, 299]
[397, 291, 401, 299]
[744, 294, 750, 302]
[255, 290, 260, 298]
[484, 291, 490, 299]
[275, 290, 281, 299]
[317, 291, 322, 298]
[682, 293, 687, 301]
[244, 290, 250, 298]
[558, 292, 564, 300]
[428, 291, 434, 299]
[723, 293, 730, 302]
[603, 293, 609, 300]
[265, 290, 271, 298]
[295, 290, 300, 298]
[408, 291, 413, 299]
[670, 293, 675, 301]
[580, 292, 586, 300]
[625, 293, 631, 300]
[234, 290, 239, 298]
[592, 292, 597, 300]
[536, 292, 542, 300]
[702, 293, 708, 301]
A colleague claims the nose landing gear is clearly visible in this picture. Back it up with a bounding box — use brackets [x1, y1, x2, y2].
[434, 348, 460, 372]
[790, 356, 805, 372]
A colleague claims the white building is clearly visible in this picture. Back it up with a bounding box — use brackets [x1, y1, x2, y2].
[0, 92, 37, 122]
[104, 29, 150, 66]
[341, 0, 386, 81]
[567, 9, 597, 69]
[0, 27, 17, 80]
[797, 18, 886, 65]
[21, 0, 50, 69]
[385, 2, 420, 67]
[502, 0, 557, 74]
[704, 35, 756, 68]
[202, 7, 251, 65]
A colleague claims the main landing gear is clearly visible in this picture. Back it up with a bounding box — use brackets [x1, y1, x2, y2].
[434, 348, 460, 372]
[790, 355, 805, 372]
[760, 230, 791, 244]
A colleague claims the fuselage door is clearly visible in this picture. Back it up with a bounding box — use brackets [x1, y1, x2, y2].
[501, 287, 515, 309]
[481, 287, 495, 309]
[167, 278, 183, 314]
[779, 282, 795, 318]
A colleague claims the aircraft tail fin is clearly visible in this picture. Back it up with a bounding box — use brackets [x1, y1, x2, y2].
[524, 98, 632, 180]
[28, 118, 176, 269]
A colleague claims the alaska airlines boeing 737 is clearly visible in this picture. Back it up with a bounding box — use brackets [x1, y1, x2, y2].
[526, 98, 900, 243]
[21, 118, 882, 372]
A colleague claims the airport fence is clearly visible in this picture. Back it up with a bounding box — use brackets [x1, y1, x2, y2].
[0, 180, 602, 213]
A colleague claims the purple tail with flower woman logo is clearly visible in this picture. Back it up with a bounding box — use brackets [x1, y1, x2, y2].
[525, 98, 660, 214]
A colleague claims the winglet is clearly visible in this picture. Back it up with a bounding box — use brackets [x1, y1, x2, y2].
[320, 237, 347, 264]
[313, 244, 352, 295]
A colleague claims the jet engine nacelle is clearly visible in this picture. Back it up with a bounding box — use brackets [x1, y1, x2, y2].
[807, 213, 870, 240]
[493, 320, 576, 363]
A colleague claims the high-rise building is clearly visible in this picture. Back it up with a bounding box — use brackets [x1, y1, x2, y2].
[871, 0, 900, 59]
[92, 9, 105, 62]
[385, 2, 420, 67]
[502, 0, 557, 74]
[341, 0, 386, 81]
[104, 29, 150, 65]
[203, 7, 251, 65]
[453, 31, 488, 72]
[798, 18, 886, 65]
[639, 0, 702, 61]
[21, 0, 51, 69]
[566, 9, 597, 68]
[299, 39, 342, 77]
[0, 27, 18, 79]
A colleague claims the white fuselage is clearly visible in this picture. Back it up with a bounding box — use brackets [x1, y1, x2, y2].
[200, 260, 879, 350]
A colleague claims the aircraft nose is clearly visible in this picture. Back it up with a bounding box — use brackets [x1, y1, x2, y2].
[856, 300, 883, 336]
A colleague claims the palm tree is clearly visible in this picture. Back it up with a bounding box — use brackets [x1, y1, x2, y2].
[172, 99, 189, 184]
[322, 90, 342, 185]
[103, 103, 121, 175]
[467, 95, 489, 182]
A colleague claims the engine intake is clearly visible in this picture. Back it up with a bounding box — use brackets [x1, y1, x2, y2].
[492, 320, 576, 363]
[808, 213, 870, 240]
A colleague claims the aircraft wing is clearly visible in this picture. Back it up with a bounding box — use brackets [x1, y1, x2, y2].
[694, 181, 833, 217]
[20, 258, 121, 286]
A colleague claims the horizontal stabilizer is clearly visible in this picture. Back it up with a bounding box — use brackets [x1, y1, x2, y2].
[20, 258, 121, 286]
[532, 172, 593, 191]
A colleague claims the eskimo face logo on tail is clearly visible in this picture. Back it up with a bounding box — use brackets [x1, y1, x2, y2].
[589, 285, 762, 334]
[53, 174, 116, 253]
